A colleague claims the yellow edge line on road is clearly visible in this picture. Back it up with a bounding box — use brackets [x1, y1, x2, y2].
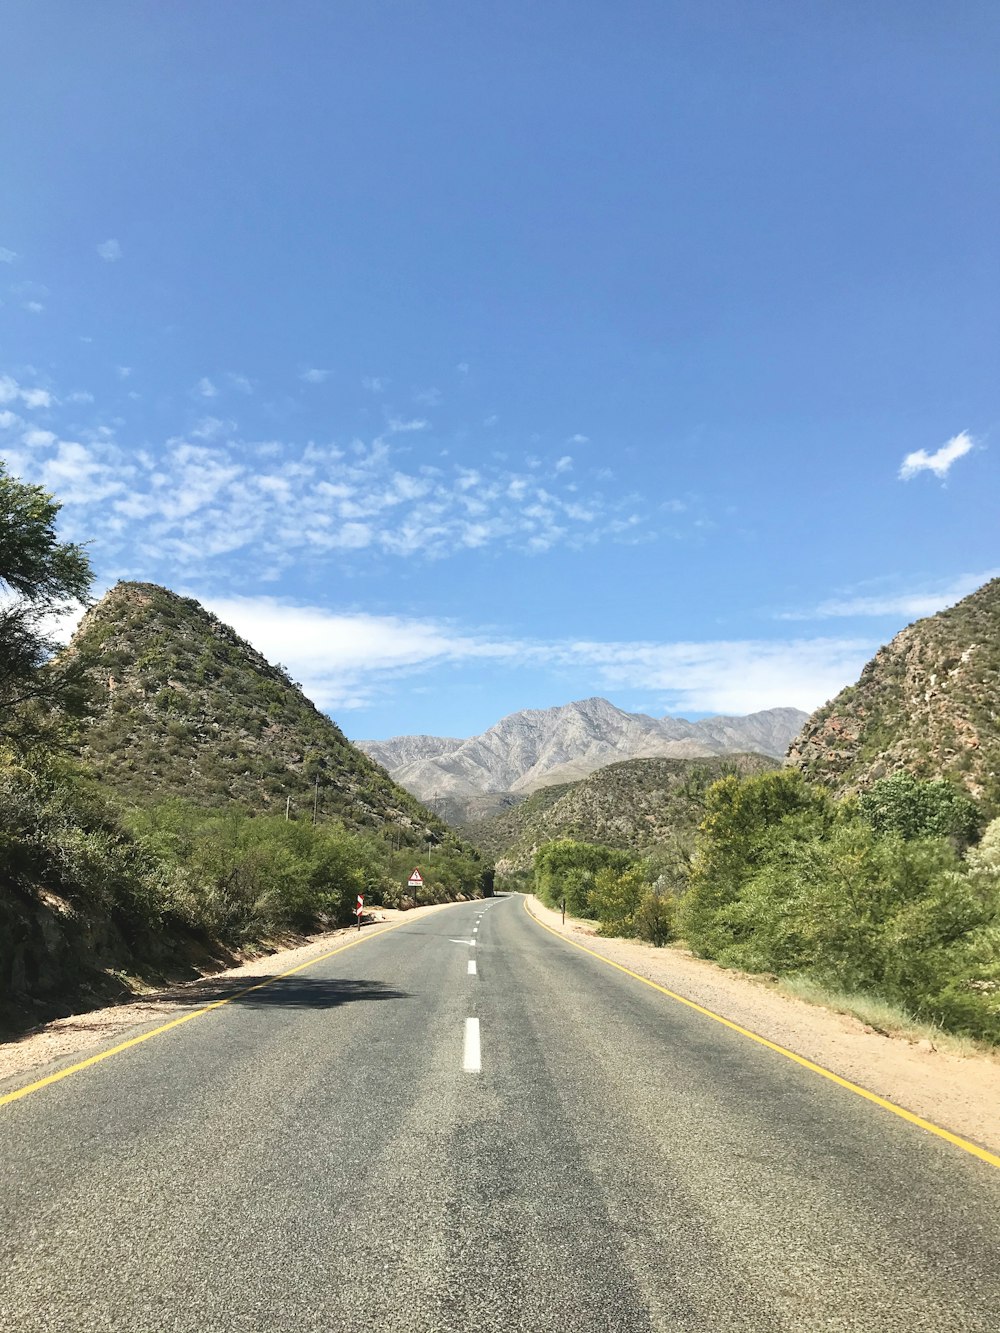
[0, 916, 418, 1110]
[524, 896, 1000, 1172]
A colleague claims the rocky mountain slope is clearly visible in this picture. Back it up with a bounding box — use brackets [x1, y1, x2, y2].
[66, 582, 455, 846]
[358, 698, 806, 824]
[464, 752, 781, 872]
[786, 576, 1000, 814]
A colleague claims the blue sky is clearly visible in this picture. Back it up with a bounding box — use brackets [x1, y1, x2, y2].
[2, 3, 997, 739]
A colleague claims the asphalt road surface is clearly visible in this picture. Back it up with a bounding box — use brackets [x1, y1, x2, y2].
[2, 894, 999, 1332]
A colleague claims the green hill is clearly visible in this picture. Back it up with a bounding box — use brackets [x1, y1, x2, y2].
[786, 576, 1000, 815]
[67, 581, 455, 847]
[2, 581, 488, 1034]
[464, 752, 781, 870]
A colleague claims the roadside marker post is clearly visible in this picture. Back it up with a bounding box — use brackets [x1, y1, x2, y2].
[356, 894, 364, 930]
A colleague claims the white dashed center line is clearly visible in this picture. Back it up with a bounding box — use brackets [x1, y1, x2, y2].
[468, 960, 477, 976]
[463, 1017, 481, 1072]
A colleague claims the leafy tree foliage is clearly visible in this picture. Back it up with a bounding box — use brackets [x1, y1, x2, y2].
[534, 839, 635, 917]
[676, 769, 1000, 1043]
[680, 770, 835, 958]
[857, 772, 983, 848]
[0, 460, 92, 751]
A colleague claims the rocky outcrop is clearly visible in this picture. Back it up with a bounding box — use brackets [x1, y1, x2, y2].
[786, 577, 1000, 814]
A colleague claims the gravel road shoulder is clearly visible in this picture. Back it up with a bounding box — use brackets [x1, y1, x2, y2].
[525, 894, 1000, 1157]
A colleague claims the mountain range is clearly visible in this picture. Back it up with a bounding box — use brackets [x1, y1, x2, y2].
[357, 698, 807, 825]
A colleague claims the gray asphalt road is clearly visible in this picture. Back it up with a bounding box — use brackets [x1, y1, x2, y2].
[2, 893, 999, 1332]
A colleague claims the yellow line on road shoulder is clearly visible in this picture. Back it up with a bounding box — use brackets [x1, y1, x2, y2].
[1, 914, 420, 1110]
[523, 896, 1000, 1172]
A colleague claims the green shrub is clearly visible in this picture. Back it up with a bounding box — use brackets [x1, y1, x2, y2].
[534, 839, 636, 917]
[858, 772, 983, 848]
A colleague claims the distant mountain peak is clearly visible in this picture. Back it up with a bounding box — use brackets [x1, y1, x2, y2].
[357, 698, 808, 825]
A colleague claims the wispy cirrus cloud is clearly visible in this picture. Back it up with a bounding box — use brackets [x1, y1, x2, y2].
[0, 247, 18, 264]
[299, 367, 330, 384]
[195, 377, 218, 398]
[189, 593, 874, 716]
[778, 569, 1000, 622]
[96, 238, 122, 261]
[899, 430, 976, 480]
[0, 387, 651, 574]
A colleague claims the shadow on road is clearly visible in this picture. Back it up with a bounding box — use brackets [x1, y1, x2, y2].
[150, 976, 412, 1012]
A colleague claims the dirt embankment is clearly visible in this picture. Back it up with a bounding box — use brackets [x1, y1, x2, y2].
[526, 896, 1000, 1158]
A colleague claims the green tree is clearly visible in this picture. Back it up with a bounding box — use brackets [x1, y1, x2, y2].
[0, 460, 92, 751]
[534, 839, 635, 916]
[857, 772, 983, 849]
[680, 770, 834, 957]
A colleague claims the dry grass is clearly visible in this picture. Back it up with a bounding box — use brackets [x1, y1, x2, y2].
[774, 974, 992, 1059]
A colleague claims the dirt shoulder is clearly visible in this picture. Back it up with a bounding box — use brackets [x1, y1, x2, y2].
[0, 902, 454, 1093]
[525, 895, 1000, 1157]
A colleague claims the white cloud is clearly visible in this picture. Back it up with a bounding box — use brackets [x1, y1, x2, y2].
[33, 441, 127, 504]
[0, 375, 52, 410]
[899, 430, 975, 480]
[483, 414, 498, 427]
[227, 373, 254, 394]
[189, 593, 872, 717]
[456, 361, 470, 375]
[67, 390, 95, 404]
[415, 387, 441, 407]
[23, 428, 56, 447]
[196, 377, 218, 398]
[23, 301, 44, 314]
[569, 433, 589, 445]
[0, 247, 17, 263]
[555, 455, 573, 473]
[300, 367, 330, 383]
[362, 376, 387, 393]
[97, 238, 122, 261]
[190, 416, 236, 441]
[779, 569, 1000, 621]
[0, 366, 659, 571]
[567, 637, 875, 715]
[116, 366, 132, 380]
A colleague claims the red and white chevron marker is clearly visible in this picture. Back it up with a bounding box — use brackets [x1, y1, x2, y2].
[355, 894, 364, 929]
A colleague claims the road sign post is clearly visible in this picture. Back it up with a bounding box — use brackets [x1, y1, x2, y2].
[356, 893, 364, 930]
[407, 867, 423, 908]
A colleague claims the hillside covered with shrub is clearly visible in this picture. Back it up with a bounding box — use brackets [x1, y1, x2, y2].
[468, 752, 779, 869]
[67, 581, 455, 843]
[787, 576, 1000, 815]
